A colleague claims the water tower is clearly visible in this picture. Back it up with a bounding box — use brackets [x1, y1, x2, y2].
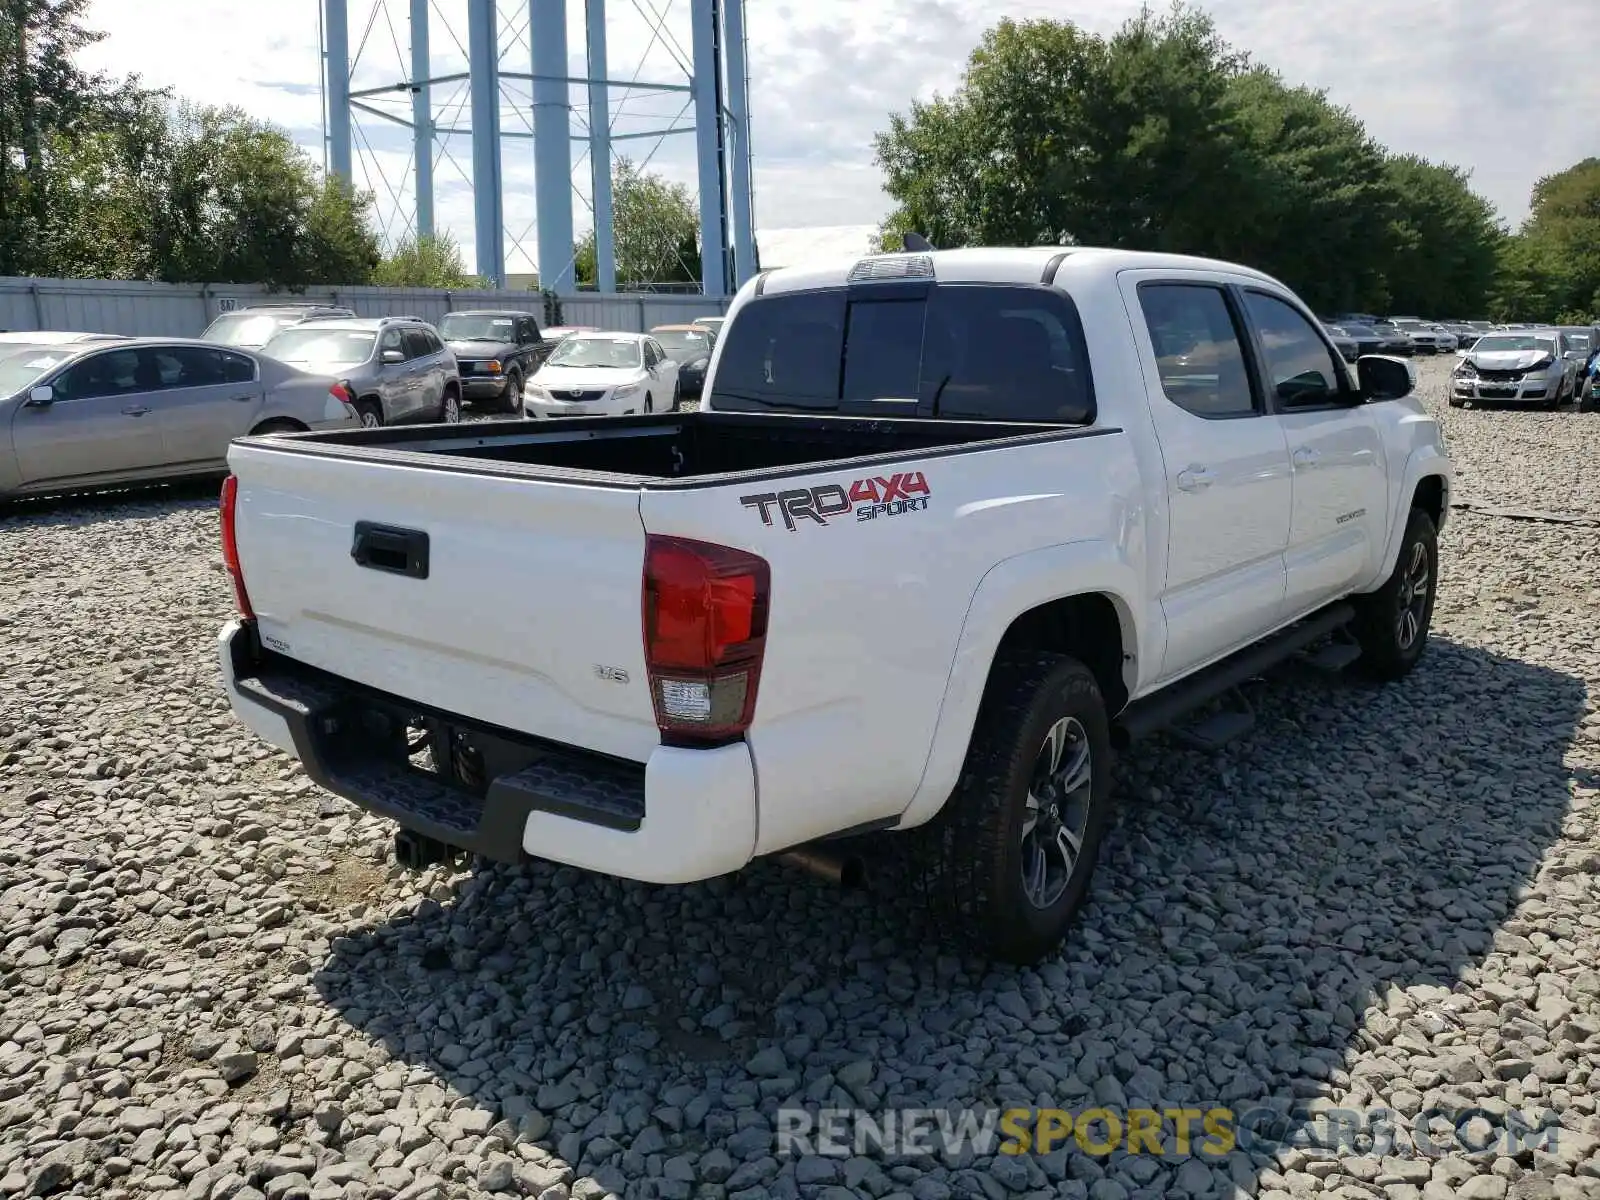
[318, 0, 756, 295]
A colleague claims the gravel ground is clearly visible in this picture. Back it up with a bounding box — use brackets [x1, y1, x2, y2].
[3, 358, 1599, 1200]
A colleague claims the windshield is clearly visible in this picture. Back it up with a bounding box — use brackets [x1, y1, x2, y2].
[1563, 332, 1591, 352]
[205, 312, 303, 347]
[440, 314, 517, 342]
[547, 337, 641, 368]
[261, 327, 376, 367]
[1471, 336, 1553, 354]
[650, 329, 713, 359]
[1341, 324, 1377, 336]
[0, 347, 76, 395]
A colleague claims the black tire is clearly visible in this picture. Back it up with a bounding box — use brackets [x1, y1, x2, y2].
[671, 382, 682, 412]
[441, 389, 462, 423]
[1580, 378, 1596, 413]
[644, 392, 654, 415]
[499, 371, 523, 415]
[355, 399, 383, 429]
[249, 418, 306, 437]
[917, 654, 1114, 964]
[1447, 397, 1464, 408]
[1351, 507, 1438, 682]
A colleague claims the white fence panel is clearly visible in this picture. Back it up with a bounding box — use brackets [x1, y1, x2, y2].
[0, 277, 732, 338]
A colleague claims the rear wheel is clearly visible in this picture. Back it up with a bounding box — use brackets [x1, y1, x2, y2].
[355, 399, 383, 429]
[441, 390, 462, 423]
[1351, 507, 1437, 682]
[917, 654, 1114, 964]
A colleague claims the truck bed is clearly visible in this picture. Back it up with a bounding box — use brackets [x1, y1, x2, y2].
[243, 410, 1097, 487]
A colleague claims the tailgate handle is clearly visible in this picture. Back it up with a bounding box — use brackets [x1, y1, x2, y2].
[351, 522, 430, 579]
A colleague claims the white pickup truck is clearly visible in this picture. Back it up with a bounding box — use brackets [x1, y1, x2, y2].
[217, 247, 1450, 964]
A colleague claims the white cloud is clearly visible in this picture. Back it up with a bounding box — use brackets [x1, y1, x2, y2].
[79, 0, 1589, 277]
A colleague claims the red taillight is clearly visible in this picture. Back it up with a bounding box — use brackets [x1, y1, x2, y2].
[329, 381, 354, 407]
[642, 535, 770, 744]
[220, 475, 254, 620]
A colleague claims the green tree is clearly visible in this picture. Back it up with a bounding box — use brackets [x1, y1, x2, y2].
[872, 5, 1509, 317]
[0, 0, 156, 275]
[373, 231, 478, 288]
[1222, 68, 1396, 312]
[1380, 155, 1502, 318]
[1492, 158, 1600, 322]
[574, 157, 701, 287]
[303, 178, 383, 285]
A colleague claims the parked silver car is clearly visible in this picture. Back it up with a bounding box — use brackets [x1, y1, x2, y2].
[0, 338, 358, 500]
[200, 303, 358, 351]
[259, 317, 463, 427]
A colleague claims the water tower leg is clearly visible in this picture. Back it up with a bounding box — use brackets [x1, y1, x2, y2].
[467, 0, 504, 285]
[532, 0, 576, 294]
[585, 0, 616, 292]
[324, 0, 353, 182]
[721, 0, 754, 288]
[410, 0, 434, 238]
[690, 0, 727, 297]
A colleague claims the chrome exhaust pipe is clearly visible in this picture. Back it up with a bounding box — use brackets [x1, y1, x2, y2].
[776, 846, 867, 889]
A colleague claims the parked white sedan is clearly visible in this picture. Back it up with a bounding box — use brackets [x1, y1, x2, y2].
[524, 332, 681, 418]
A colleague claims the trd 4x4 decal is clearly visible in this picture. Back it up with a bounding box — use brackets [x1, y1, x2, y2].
[740, 471, 931, 531]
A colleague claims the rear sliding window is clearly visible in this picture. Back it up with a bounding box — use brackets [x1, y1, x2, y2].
[709, 284, 1094, 423]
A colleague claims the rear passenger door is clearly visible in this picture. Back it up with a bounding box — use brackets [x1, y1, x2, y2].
[403, 328, 442, 419]
[149, 346, 263, 469]
[1120, 272, 1293, 683]
[374, 327, 414, 420]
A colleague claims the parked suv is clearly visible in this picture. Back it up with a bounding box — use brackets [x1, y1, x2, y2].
[201, 304, 359, 351]
[437, 310, 553, 414]
[259, 317, 462, 427]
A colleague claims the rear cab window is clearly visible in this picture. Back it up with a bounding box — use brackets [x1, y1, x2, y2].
[708, 283, 1095, 423]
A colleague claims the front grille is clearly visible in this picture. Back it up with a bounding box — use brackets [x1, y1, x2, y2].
[550, 388, 607, 402]
[1476, 368, 1522, 381]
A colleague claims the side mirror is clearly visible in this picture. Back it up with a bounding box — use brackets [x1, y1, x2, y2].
[1357, 355, 1414, 402]
[26, 384, 53, 407]
[381, 348, 405, 365]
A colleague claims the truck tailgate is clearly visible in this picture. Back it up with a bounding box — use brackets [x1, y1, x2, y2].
[227, 440, 659, 763]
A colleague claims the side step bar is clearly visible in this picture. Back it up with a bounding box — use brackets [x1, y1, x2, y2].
[1116, 602, 1355, 744]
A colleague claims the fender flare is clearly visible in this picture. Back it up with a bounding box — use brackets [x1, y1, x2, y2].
[1364, 447, 1451, 592]
[895, 539, 1144, 831]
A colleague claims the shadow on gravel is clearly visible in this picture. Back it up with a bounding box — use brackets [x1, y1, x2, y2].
[0, 477, 221, 527]
[315, 636, 1583, 1199]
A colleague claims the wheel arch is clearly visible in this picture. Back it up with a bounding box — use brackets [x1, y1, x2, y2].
[896, 541, 1143, 831]
[248, 417, 309, 436]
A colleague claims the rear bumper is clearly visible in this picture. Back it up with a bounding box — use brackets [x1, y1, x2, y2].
[217, 620, 757, 883]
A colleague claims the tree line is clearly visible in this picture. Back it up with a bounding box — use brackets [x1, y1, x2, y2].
[874, 8, 1600, 323]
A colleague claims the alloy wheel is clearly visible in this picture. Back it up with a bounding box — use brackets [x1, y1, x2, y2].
[1396, 540, 1430, 650]
[1020, 716, 1093, 909]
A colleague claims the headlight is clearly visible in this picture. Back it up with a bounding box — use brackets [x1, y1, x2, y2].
[485, 359, 502, 374]
[1454, 361, 1476, 377]
[1527, 355, 1554, 372]
[525, 385, 548, 399]
[613, 383, 639, 398]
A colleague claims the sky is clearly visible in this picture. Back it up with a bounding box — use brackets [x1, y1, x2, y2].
[79, 0, 1592, 277]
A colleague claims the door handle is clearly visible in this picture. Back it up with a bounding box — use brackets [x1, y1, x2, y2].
[1293, 447, 1321, 468]
[121, 405, 150, 417]
[1175, 465, 1216, 492]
